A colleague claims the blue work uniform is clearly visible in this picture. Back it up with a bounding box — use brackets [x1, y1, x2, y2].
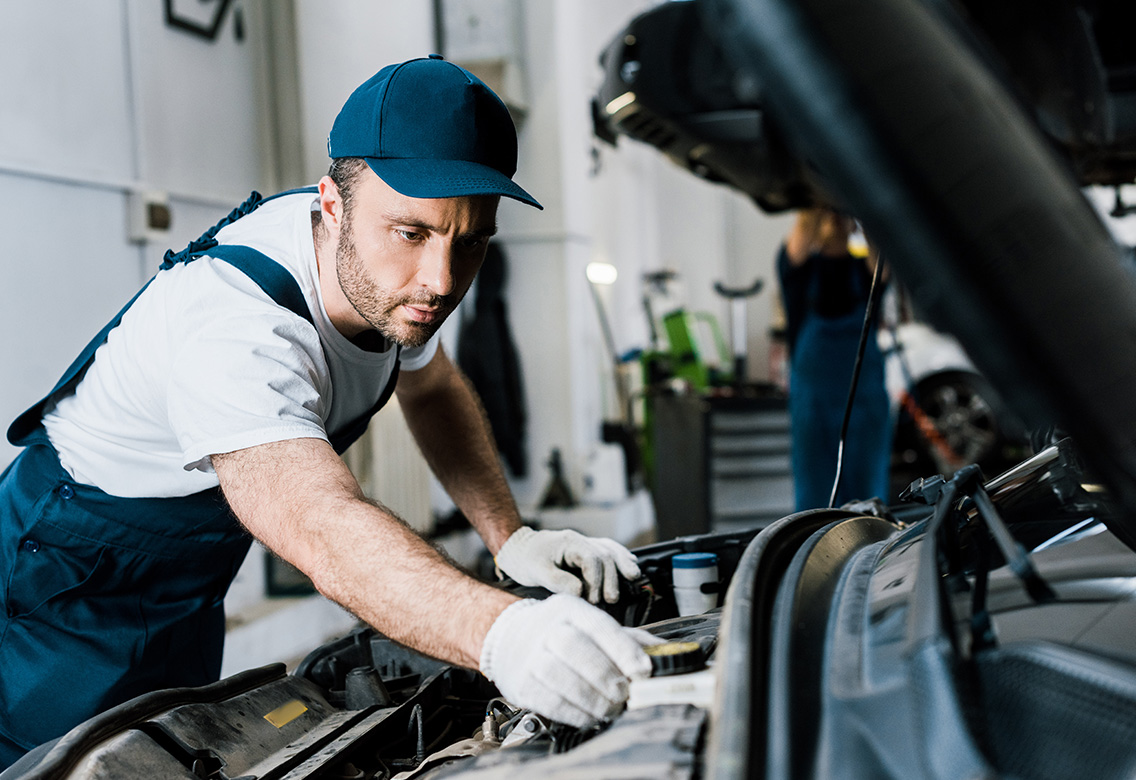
[0, 189, 400, 766]
[779, 246, 892, 510]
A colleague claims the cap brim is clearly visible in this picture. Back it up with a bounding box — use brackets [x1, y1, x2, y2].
[364, 158, 542, 210]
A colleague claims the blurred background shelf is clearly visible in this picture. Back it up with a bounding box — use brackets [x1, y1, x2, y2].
[652, 393, 794, 540]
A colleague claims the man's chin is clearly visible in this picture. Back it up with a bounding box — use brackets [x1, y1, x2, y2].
[386, 321, 438, 349]
[369, 306, 448, 349]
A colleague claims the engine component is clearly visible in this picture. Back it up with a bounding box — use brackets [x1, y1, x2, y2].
[646, 641, 707, 677]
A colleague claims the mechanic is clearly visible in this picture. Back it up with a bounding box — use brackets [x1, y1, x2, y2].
[0, 56, 653, 768]
[778, 208, 891, 509]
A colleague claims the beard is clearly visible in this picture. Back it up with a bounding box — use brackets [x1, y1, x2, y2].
[334, 216, 453, 349]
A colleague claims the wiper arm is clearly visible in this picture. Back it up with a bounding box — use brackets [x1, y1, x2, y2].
[903, 465, 1057, 603]
[957, 464, 1057, 604]
[901, 464, 1056, 655]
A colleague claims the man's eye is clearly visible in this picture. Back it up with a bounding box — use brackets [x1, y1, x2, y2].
[460, 236, 489, 251]
[396, 229, 424, 242]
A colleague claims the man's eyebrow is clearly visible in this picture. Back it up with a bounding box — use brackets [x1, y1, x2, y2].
[463, 224, 499, 239]
[382, 211, 435, 231]
[383, 211, 498, 238]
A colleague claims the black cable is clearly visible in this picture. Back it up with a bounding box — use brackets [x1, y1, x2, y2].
[827, 254, 887, 508]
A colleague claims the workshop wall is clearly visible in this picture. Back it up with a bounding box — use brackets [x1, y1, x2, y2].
[0, 0, 285, 471]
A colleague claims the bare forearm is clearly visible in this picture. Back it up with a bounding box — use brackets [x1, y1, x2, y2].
[214, 439, 517, 669]
[301, 493, 516, 667]
[397, 355, 523, 554]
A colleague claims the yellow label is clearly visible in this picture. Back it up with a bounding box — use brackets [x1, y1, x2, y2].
[263, 699, 308, 728]
[644, 641, 701, 657]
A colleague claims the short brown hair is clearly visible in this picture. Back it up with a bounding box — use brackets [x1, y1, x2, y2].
[327, 157, 369, 218]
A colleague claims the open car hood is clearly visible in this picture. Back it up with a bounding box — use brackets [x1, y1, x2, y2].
[595, 0, 1136, 550]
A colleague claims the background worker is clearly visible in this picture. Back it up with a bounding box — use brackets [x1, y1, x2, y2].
[777, 208, 892, 509]
[0, 56, 652, 768]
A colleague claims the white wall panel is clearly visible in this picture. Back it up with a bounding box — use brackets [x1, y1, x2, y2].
[506, 0, 563, 239]
[656, 163, 731, 329]
[724, 194, 795, 382]
[0, 3, 295, 472]
[293, 0, 436, 184]
[126, 0, 272, 198]
[502, 238, 574, 507]
[0, 2, 135, 182]
[590, 135, 663, 366]
[0, 174, 145, 468]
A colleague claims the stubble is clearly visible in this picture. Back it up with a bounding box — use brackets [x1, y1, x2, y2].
[334, 215, 451, 349]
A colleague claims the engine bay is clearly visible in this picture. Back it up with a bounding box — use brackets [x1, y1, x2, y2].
[9, 534, 755, 780]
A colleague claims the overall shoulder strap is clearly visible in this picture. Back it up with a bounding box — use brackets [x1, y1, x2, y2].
[199, 245, 314, 326]
[7, 188, 319, 447]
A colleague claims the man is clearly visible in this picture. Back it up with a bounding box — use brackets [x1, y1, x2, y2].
[0, 56, 652, 768]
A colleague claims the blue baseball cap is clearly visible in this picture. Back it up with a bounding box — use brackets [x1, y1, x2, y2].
[328, 55, 542, 209]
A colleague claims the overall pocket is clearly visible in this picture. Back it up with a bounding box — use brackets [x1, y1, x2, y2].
[0, 521, 143, 752]
[4, 527, 107, 619]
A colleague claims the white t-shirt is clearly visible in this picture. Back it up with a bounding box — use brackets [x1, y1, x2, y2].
[42, 190, 438, 498]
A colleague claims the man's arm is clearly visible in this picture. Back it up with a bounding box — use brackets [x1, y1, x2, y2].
[394, 345, 523, 555]
[212, 435, 654, 728]
[212, 437, 517, 668]
[397, 345, 642, 603]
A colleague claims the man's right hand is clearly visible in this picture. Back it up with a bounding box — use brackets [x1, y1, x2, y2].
[478, 594, 657, 728]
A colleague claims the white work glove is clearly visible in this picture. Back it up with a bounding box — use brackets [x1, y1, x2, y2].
[479, 594, 657, 728]
[495, 526, 640, 604]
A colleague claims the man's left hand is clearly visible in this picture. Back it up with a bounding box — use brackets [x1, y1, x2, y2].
[495, 527, 640, 603]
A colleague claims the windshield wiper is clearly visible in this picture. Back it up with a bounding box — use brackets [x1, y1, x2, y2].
[901, 464, 1056, 654]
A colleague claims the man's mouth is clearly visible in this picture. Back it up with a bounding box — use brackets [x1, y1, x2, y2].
[402, 304, 442, 325]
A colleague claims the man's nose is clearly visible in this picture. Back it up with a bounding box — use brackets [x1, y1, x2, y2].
[418, 241, 456, 297]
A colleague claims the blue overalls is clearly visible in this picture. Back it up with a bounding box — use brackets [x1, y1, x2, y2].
[783, 252, 891, 510]
[0, 189, 400, 766]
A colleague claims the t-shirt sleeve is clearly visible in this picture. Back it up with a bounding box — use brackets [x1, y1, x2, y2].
[165, 259, 332, 473]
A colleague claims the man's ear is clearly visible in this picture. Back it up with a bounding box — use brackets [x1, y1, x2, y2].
[317, 175, 344, 234]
